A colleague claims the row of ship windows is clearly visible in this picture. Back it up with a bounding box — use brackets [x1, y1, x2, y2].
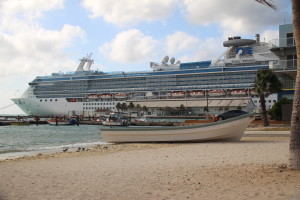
[37, 72, 257, 87]
[40, 99, 58, 102]
[83, 102, 117, 106]
[35, 79, 254, 93]
[83, 107, 114, 110]
[38, 76, 256, 88]
[253, 100, 277, 103]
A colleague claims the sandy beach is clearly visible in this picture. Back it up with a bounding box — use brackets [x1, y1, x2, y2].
[1, 131, 300, 200]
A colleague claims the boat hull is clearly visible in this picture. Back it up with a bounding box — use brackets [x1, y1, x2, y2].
[100, 113, 254, 143]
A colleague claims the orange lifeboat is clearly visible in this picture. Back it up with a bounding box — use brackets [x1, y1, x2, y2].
[171, 91, 185, 98]
[101, 94, 113, 99]
[231, 90, 247, 96]
[87, 94, 100, 99]
[190, 91, 205, 97]
[250, 90, 258, 95]
[208, 90, 225, 97]
[114, 93, 128, 99]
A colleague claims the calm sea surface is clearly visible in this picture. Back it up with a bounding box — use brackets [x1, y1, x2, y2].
[0, 124, 104, 160]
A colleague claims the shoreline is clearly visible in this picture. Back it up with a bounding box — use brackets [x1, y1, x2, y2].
[1, 134, 299, 200]
[0, 129, 290, 162]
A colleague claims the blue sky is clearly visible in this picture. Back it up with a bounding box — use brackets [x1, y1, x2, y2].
[0, 0, 292, 114]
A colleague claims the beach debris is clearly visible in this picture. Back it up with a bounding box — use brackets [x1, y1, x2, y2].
[62, 148, 69, 152]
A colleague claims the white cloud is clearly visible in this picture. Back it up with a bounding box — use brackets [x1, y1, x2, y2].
[0, 0, 86, 78]
[166, 31, 200, 55]
[100, 29, 159, 63]
[0, 0, 85, 114]
[0, 0, 64, 18]
[81, 0, 177, 26]
[260, 29, 279, 43]
[164, 31, 223, 63]
[182, 0, 291, 35]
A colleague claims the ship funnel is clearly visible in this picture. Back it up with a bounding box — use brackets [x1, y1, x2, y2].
[255, 34, 260, 43]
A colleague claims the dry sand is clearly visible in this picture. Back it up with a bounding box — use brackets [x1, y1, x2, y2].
[0, 132, 300, 200]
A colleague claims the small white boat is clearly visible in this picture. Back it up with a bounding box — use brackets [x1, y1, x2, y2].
[135, 116, 148, 122]
[47, 118, 76, 125]
[102, 114, 130, 126]
[100, 113, 254, 143]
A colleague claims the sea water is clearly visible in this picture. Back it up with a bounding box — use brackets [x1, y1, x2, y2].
[0, 124, 104, 160]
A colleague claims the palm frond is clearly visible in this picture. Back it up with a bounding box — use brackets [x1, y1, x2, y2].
[255, 0, 277, 10]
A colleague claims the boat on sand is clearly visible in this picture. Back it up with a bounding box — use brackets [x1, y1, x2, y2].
[100, 113, 254, 143]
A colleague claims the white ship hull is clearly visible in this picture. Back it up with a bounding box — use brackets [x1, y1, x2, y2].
[11, 96, 80, 115]
[11, 87, 124, 116]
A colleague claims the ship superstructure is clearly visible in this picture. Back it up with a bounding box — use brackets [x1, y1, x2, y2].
[11, 34, 280, 116]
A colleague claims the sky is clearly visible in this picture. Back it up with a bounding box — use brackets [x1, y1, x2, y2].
[0, 0, 292, 115]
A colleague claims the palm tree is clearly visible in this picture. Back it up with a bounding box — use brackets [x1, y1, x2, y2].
[121, 102, 128, 112]
[136, 104, 142, 115]
[128, 102, 135, 111]
[115, 102, 122, 112]
[253, 69, 282, 126]
[164, 106, 172, 116]
[179, 104, 187, 116]
[256, 0, 300, 169]
[289, 0, 300, 170]
[142, 105, 148, 112]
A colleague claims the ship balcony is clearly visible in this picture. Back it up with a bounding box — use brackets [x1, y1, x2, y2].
[269, 37, 295, 49]
[270, 59, 297, 71]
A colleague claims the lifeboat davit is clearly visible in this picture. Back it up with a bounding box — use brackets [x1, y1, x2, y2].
[208, 90, 225, 97]
[231, 90, 247, 96]
[190, 91, 205, 97]
[171, 92, 185, 98]
[114, 93, 128, 99]
[101, 94, 113, 99]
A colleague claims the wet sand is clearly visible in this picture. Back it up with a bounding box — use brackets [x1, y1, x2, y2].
[0, 132, 300, 200]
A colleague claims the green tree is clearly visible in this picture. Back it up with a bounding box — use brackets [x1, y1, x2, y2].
[269, 97, 291, 120]
[128, 102, 135, 111]
[164, 106, 172, 116]
[115, 102, 122, 111]
[142, 106, 148, 112]
[179, 104, 187, 116]
[121, 102, 128, 112]
[253, 69, 282, 126]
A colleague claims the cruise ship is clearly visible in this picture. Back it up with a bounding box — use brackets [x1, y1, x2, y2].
[11, 34, 280, 116]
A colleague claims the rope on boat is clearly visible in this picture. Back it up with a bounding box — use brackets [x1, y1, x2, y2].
[0, 103, 15, 111]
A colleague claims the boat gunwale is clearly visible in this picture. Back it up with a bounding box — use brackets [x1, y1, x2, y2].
[100, 112, 255, 132]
